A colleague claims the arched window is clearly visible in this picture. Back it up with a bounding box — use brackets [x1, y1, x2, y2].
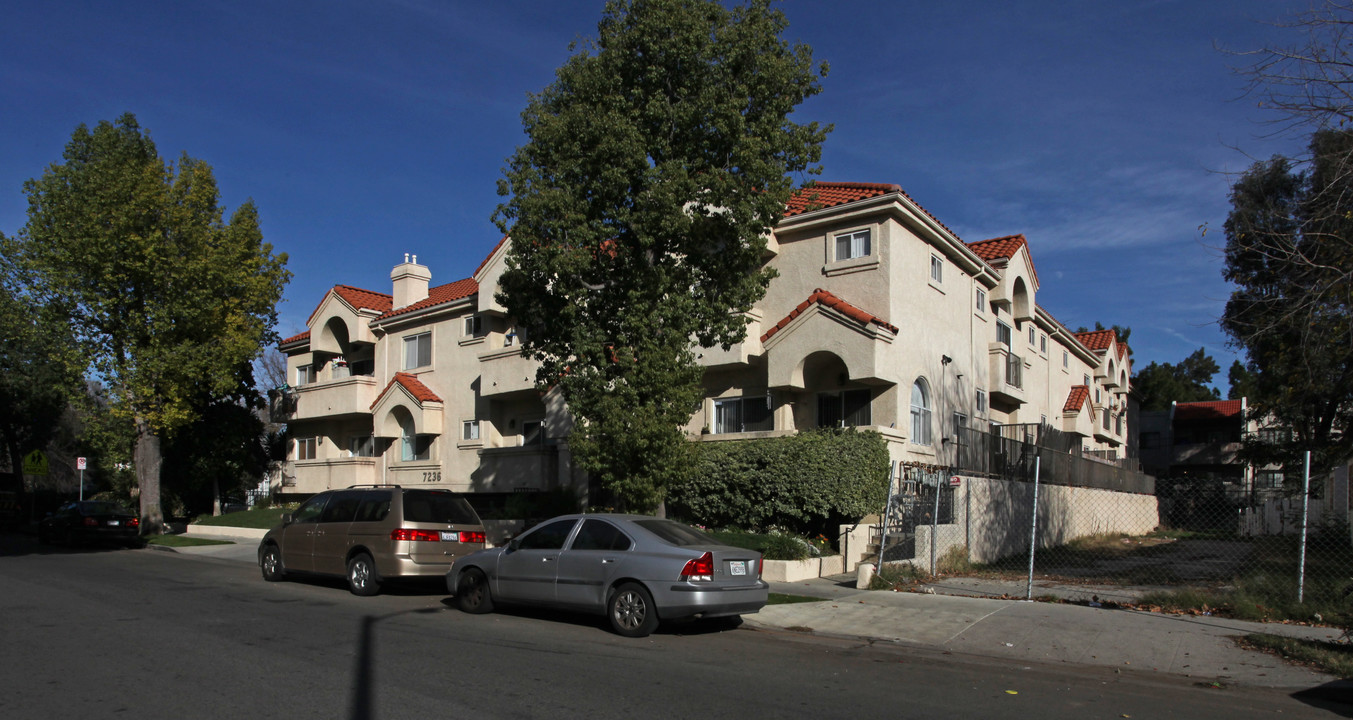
[910, 378, 932, 445]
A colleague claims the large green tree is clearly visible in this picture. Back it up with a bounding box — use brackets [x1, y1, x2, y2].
[1221, 129, 1353, 474]
[492, 0, 830, 511]
[0, 245, 80, 491]
[1130, 348, 1221, 412]
[13, 114, 290, 532]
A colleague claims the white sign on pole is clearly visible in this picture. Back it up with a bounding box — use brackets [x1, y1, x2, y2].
[77, 457, 87, 470]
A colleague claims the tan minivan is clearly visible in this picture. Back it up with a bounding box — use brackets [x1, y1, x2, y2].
[258, 485, 486, 596]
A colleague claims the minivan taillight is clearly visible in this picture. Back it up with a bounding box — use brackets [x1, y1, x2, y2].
[680, 551, 714, 582]
[390, 528, 440, 542]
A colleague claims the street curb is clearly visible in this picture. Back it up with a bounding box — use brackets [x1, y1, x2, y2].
[187, 525, 267, 539]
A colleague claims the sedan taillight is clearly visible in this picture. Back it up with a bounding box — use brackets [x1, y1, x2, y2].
[680, 551, 714, 582]
[458, 531, 486, 544]
[83, 517, 98, 527]
[128, 517, 140, 528]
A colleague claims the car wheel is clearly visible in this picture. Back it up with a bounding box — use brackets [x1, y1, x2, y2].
[455, 568, 494, 614]
[608, 582, 660, 638]
[260, 545, 285, 582]
[347, 553, 381, 596]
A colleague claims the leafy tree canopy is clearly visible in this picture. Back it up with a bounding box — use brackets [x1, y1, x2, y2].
[493, 0, 830, 510]
[13, 114, 290, 531]
[1221, 129, 1353, 472]
[1130, 348, 1221, 412]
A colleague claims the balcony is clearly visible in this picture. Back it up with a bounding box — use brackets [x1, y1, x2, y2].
[289, 376, 379, 420]
[479, 346, 538, 397]
[987, 344, 1025, 406]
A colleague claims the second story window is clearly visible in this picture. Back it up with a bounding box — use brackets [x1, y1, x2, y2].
[817, 389, 871, 428]
[714, 396, 773, 434]
[521, 420, 544, 446]
[403, 332, 431, 370]
[348, 436, 376, 457]
[976, 389, 987, 414]
[976, 288, 986, 312]
[996, 321, 1012, 348]
[462, 421, 480, 441]
[296, 437, 317, 461]
[463, 315, 482, 337]
[296, 365, 314, 386]
[834, 229, 871, 261]
[1028, 326, 1036, 345]
[1040, 334, 1048, 353]
[910, 379, 933, 445]
[930, 255, 943, 283]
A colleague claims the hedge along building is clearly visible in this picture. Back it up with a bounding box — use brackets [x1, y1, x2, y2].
[274, 182, 1132, 505]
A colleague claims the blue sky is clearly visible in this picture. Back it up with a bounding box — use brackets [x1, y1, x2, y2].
[0, 0, 1315, 388]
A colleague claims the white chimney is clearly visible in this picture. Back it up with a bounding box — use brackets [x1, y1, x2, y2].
[391, 254, 431, 308]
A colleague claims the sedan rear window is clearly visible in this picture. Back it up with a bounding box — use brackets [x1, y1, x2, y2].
[633, 519, 711, 547]
[402, 490, 480, 525]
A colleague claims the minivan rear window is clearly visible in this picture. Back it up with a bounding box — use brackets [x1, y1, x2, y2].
[402, 490, 480, 525]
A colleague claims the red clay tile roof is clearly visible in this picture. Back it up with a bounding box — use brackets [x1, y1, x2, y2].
[761, 288, 898, 343]
[1074, 329, 1117, 352]
[474, 236, 509, 278]
[371, 372, 443, 409]
[305, 285, 393, 326]
[1175, 400, 1243, 421]
[376, 278, 478, 322]
[1064, 385, 1089, 412]
[280, 330, 310, 347]
[784, 182, 961, 240]
[966, 234, 1040, 286]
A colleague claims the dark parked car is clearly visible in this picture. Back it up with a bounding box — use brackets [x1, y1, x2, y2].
[448, 514, 768, 637]
[38, 501, 141, 546]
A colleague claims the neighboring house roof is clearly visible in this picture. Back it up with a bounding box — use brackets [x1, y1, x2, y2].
[1175, 400, 1243, 421]
[966, 234, 1040, 286]
[761, 288, 898, 343]
[371, 372, 443, 409]
[1064, 385, 1090, 412]
[306, 285, 393, 326]
[784, 181, 962, 240]
[376, 278, 479, 322]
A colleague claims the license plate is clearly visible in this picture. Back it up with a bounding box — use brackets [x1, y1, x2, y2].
[108, 520, 120, 526]
[439, 531, 457, 542]
[729, 560, 746, 576]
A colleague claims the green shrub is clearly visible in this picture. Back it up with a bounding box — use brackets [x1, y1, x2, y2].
[667, 428, 889, 537]
[760, 533, 812, 561]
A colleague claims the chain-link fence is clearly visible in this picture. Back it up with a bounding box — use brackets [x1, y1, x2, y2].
[871, 438, 1353, 623]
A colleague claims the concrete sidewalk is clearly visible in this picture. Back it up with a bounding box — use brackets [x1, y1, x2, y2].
[166, 529, 1350, 691]
[758, 574, 1348, 690]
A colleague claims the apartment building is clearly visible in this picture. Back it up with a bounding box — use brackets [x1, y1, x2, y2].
[275, 182, 1131, 500]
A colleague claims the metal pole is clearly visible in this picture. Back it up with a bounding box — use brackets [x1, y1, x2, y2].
[876, 461, 897, 574]
[1025, 456, 1042, 601]
[1299, 450, 1311, 604]
[930, 469, 942, 576]
[79, 467, 84, 502]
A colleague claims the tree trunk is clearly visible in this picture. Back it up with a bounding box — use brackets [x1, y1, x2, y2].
[134, 417, 164, 535]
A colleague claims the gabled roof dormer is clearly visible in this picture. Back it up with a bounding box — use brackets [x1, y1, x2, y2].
[967, 234, 1039, 323]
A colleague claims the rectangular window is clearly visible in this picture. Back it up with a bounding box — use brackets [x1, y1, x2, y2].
[462, 421, 480, 441]
[816, 390, 871, 428]
[996, 321, 1012, 348]
[1028, 326, 1036, 345]
[930, 255, 943, 283]
[714, 396, 772, 434]
[976, 288, 986, 312]
[403, 332, 432, 369]
[952, 412, 967, 437]
[1063, 350, 1069, 368]
[1095, 388, 1102, 404]
[348, 436, 375, 457]
[401, 434, 431, 462]
[834, 229, 871, 261]
[1040, 334, 1047, 353]
[1040, 414, 1047, 426]
[975, 389, 987, 413]
[463, 315, 481, 337]
[1115, 414, 1123, 435]
[1083, 374, 1091, 387]
[296, 365, 314, 386]
[521, 420, 543, 446]
[296, 437, 317, 460]
[1102, 408, 1111, 430]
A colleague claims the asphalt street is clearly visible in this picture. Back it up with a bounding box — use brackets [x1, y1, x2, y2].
[0, 533, 1344, 720]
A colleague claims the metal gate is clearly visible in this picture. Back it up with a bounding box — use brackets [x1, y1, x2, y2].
[875, 463, 953, 568]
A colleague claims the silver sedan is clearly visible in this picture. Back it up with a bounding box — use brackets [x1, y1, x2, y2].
[447, 514, 768, 637]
